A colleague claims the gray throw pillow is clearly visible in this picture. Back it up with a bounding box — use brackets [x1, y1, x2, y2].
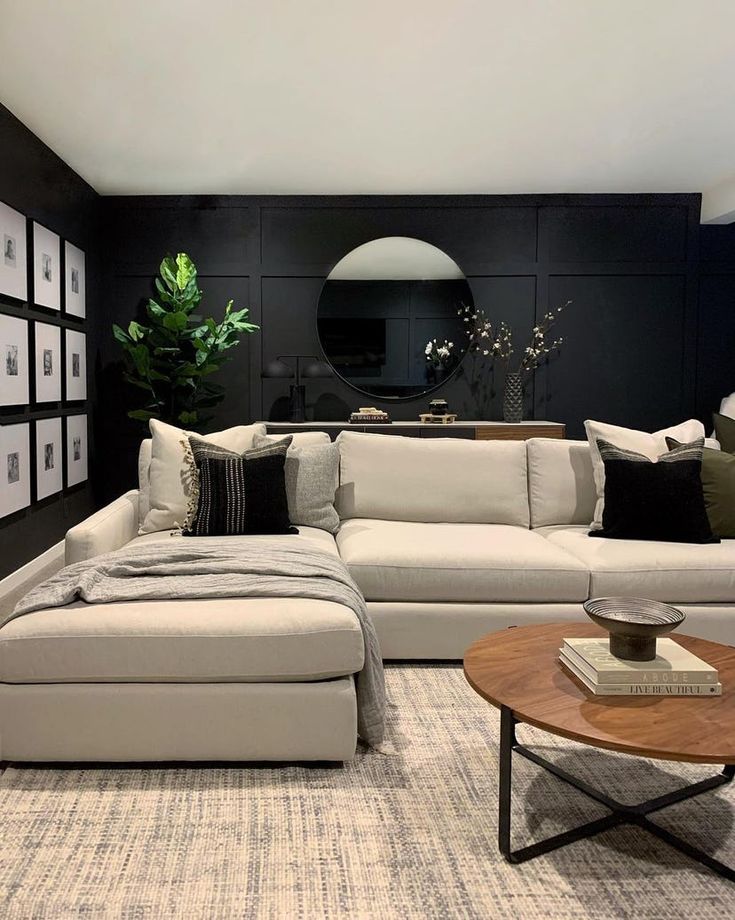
[253, 434, 340, 533]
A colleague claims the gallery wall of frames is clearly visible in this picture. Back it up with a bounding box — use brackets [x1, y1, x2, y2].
[0, 201, 89, 517]
[0, 102, 99, 579]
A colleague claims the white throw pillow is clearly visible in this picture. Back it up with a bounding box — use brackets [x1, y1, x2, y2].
[140, 419, 266, 534]
[584, 418, 705, 530]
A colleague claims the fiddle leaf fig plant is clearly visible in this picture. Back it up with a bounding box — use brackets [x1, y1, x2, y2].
[113, 252, 259, 428]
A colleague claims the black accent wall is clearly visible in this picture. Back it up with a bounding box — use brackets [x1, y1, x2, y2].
[102, 193, 706, 494]
[698, 223, 735, 419]
[0, 104, 101, 579]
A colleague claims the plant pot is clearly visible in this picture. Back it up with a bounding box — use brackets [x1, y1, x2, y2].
[503, 372, 523, 424]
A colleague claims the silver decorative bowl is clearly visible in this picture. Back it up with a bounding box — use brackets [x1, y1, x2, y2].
[583, 597, 685, 661]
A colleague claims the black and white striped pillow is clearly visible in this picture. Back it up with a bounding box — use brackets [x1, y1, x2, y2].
[185, 436, 296, 536]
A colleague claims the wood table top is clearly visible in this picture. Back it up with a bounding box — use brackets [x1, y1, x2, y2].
[464, 623, 735, 764]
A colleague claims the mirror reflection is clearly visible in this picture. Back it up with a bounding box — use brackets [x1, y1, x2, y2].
[317, 237, 472, 400]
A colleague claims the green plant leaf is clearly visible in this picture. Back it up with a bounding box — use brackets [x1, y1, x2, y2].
[160, 256, 177, 291]
[123, 374, 154, 392]
[178, 410, 198, 425]
[130, 344, 150, 376]
[146, 299, 167, 319]
[175, 253, 196, 291]
[128, 320, 148, 342]
[128, 409, 157, 422]
[162, 312, 189, 332]
[112, 324, 131, 344]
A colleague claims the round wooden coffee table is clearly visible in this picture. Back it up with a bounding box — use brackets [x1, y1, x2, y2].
[464, 623, 735, 881]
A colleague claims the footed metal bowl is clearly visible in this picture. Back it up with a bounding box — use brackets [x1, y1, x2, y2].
[583, 597, 685, 661]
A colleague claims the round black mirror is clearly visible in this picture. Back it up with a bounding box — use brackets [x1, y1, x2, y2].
[317, 237, 472, 400]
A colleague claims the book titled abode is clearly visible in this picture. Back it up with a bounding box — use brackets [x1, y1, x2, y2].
[560, 638, 720, 696]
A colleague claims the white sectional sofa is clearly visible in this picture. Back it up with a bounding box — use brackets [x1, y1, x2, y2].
[335, 431, 735, 656]
[1, 429, 733, 763]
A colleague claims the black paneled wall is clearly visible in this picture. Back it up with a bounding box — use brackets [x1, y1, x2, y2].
[0, 104, 101, 579]
[697, 224, 735, 420]
[103, 194, 703, 482]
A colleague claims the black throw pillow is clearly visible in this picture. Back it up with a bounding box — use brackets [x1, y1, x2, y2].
[713, 412, 735, 454]
[185, 437, 297, 536]
[590, 437, 718, 544]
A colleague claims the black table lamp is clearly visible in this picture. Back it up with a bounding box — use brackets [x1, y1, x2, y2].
[261, 355, 333, 423]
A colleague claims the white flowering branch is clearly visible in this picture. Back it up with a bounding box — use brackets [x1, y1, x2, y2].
[459, 301, 570, 377]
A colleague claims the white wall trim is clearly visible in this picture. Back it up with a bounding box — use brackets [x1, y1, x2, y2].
[0, 541, 64, 598]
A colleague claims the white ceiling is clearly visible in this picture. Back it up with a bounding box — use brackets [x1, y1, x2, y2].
[1, 1, 735, 215]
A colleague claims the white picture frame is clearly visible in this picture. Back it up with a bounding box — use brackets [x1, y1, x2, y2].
[65, 328, 87, 400]
[33, 222, 61, 310]
[36, 417, 63, 500]
[65, 241, 86, 318]
[0, 313, 29, 406]
[34, 321, 62, 403]
[0, 202, 27, 301]
[66, 414, 88, 486]
[0, 423, 31, 518]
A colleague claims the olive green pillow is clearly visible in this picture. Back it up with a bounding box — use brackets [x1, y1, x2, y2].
[714, 413, 735, 454]
[668, 435, 735, 538]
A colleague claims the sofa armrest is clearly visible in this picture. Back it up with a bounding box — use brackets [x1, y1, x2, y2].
[65, 490, 140, 564]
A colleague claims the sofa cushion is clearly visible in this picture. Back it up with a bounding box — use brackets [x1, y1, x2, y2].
[336, 519, 589, 603]
[128, 525, 340, 556]
[527, 438, 597, 528]
[0, 593, 363, 684]
[538, 525, 735, 603]
[256, 431, 331, 447]
[335, 431, 530, 526]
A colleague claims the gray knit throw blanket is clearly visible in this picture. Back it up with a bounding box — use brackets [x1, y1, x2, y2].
[12, 537, 386, 748]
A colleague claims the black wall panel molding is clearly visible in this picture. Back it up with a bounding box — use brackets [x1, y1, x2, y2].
[101, 190, 712, 508]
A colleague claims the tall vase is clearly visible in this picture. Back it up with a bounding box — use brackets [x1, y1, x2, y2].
[503, 372, 523, 424]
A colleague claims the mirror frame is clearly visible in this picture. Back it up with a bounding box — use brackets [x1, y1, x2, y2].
[315, 237, 473, 402]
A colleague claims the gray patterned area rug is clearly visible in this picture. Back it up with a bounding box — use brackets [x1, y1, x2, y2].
[0, 665, 732, 919]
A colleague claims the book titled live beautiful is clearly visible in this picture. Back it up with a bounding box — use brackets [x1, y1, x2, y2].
[560, 638, 721, 696]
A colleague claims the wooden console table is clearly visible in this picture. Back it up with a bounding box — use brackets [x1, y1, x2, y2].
[265, 421, 565, 441]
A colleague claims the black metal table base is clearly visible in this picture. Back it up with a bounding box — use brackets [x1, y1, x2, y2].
[498, 705, 735, 881]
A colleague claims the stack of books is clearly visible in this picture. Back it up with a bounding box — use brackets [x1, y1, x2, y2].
[349, 407, 391, 424]
[560, 638, 721, 695]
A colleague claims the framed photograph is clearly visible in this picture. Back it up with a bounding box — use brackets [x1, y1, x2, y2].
[65, 328, 86, 400]
[36, 417, 63, 500]
[66, 414, 88, 486]
[34, 321, 62, 403]
[65, 241, 86, 318]
[0, 201, 27, 302]
[32, 222, 61, 310]
[0, 313, 29, 406]
[0, 423, 31, 518]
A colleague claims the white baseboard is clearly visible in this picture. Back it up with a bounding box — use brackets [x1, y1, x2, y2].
[0, 541, 65, 598]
